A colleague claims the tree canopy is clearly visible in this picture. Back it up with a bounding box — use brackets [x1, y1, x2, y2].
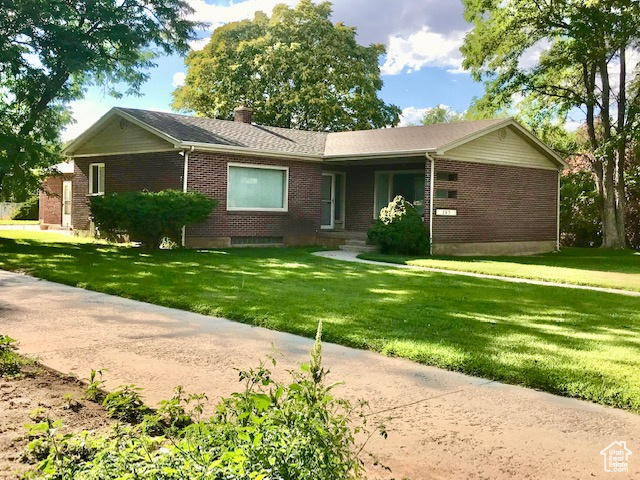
[0, 0, 201, 200]
[420, 105, 466, 125]
[461, 0, 640, 248]
[172, 0, 400, 132]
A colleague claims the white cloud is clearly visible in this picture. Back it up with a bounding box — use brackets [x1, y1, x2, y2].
[381, 27, 468, 75]
[187, 0, 297, 27]
[172, 72, 187, 87]
[399, 106, 430, 126]
[188, 37, 211, 51]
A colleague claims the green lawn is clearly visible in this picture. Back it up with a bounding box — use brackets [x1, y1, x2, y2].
[0, 220, 39, 225]
[359, 248, 640, 292]
[1, 232, 640, 413]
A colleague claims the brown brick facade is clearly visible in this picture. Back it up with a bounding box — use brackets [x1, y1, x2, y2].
[185, 152, 322, 246]
[72, 152, 183, 230]
[39, 174, 73, 225]
[431, 158, 558, 244]
[69, 150, 558, 252]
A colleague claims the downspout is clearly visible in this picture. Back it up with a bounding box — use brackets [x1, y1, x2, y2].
[556, 169, 561, 252]
[181, 146, 194, 247]
[426, 152, 435, 256]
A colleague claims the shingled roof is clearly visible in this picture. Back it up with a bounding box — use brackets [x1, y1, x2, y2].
[65, 107, 565, 167]
[118, 108, 328, 157]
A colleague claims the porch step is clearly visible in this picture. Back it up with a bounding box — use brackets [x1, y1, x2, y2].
[338, 239, 379, 253]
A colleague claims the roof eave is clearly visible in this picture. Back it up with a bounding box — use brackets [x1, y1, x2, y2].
[184, 141, 323, 162]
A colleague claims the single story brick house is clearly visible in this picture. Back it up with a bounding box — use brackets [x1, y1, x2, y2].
[55, 106, 568, 255]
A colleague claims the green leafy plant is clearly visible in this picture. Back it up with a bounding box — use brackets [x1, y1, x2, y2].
[560, 169, 602, 247]
[12, 196, 39, 220]
[22, 322, 383, 479]
[90, 189, 217, 248]
[367, 195, 430, 255]
[101, 384, 151, 424]
[85, 369, 106, 402]
[0, 334, 28, 377]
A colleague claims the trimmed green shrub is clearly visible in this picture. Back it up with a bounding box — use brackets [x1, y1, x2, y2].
[560, 170, 602, 247]
[22, 322, 383, 479]
[367, 195, 430, 255]
[12, 196, 39, 220]
[90, 190, 217, 248]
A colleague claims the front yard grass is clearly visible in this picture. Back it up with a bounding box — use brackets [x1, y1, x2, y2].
[1, 232, 640, 413]
[359, 248, 640, 292]
[0, 220, 39, 225]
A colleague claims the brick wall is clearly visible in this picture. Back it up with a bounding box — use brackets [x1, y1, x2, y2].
[186, 152, 322, 245]
[73, 152, 183, 230]
[431, 158, 558, 244]
[39, 175, 71, 225]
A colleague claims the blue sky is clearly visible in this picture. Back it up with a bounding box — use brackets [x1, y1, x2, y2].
[63, 0, 486, 140]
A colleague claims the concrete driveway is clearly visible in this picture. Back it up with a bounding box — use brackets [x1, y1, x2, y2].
[0, 269, 638, 479]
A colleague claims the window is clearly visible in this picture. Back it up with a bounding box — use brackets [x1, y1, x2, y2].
[227, 163, 288, 211]
[436, 172, 458, 182]
[89, 163, 105, 195]
[436, 189, 457, 199]
[375, 171, 425, 217]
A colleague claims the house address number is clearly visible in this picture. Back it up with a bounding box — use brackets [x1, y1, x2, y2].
[435, 209, 457, 216]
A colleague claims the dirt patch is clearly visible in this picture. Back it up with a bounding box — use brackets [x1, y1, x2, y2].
[0, 366, 112, 479]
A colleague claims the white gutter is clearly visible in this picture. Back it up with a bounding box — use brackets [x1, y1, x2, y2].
[557, 170, 561, 252]
[181, 147, 193, 247]
[181, 141, 323, 162]
[426, 152, 435, 256]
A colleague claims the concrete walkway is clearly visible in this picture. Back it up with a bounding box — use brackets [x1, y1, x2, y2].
[313, 250, 640, 297]
[1, 269, 638, 479]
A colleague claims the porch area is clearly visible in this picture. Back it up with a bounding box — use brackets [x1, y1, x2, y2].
[318, 159, 428, 251]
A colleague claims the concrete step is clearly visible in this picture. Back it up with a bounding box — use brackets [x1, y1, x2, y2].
[338, 243, 379, 253]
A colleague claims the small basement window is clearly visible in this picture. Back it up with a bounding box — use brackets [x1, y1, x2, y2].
[89, 163, 105, 195]
[436, 189, 457, 199]
[231, 237, 284, 246]
[436, 172, 458, 182]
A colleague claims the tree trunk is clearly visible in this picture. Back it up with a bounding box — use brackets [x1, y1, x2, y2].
[598, 56, 626, 248]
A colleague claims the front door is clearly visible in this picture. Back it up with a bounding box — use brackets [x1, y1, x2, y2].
[321, 173, 335, 229]
[62, 180, 72, 227]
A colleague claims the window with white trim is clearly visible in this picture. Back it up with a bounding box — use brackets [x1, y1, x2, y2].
[89, 163, 105, 195]
[227, 163, 288, 211]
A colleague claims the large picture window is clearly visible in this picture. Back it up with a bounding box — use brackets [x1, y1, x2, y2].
[227, 163, 288, 211]
[89, 163, 105, 195]
[374, 171, 425, 217]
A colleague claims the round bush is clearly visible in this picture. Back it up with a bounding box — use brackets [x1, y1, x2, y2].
[367, 195, 429, 255]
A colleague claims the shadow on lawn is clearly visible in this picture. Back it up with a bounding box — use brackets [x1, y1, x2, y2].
[1, 237, 639, 411]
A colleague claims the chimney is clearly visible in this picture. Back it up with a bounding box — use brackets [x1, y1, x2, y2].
[234, 105, 253, 124]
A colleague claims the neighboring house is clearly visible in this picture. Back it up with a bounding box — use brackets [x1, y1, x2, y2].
[60, 106, 568, 255]
[39, 161, 74, 229]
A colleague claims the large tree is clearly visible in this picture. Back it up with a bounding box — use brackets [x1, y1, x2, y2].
[461, 0, 640, 248]
[0, 0, 201, 199]
[421, 105, 466, 125]
[173, 0, 400, 132]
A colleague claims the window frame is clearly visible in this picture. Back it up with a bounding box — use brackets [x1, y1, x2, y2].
[373, 169, 425, 219]
[88, 163, 105, 196]
[226, 162, 289, 212]
[435, 189, 458, 199]
[436, 171, 458, 182]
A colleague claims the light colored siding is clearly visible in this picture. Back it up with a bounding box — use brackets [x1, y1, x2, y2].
[442, 126, 557, 170]
[73, 117, 173, 155]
